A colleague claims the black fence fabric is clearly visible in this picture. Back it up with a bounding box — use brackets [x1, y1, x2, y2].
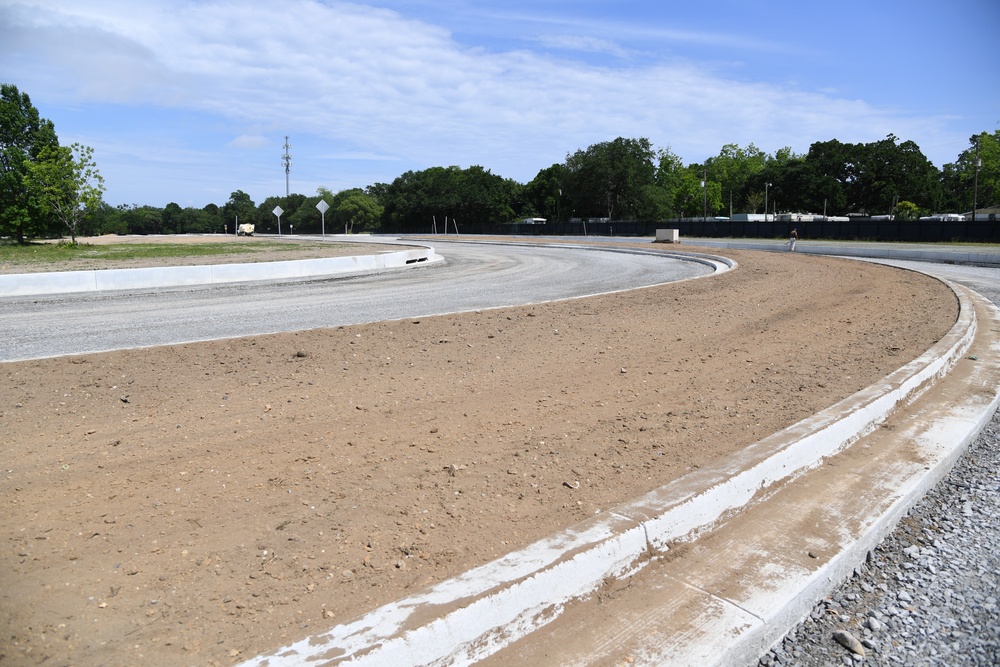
[378, 217, 1000, 243]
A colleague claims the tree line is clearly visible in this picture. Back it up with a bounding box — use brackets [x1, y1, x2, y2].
[2, 82, 997, 243]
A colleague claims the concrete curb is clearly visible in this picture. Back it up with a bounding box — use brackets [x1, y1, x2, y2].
[715, 287, 1000, 667]
[405, 236, 739, 273]
[238, 275, 976, 666]
[0, 246, 441, 297]
[652, 282, 1000, 667]
[677, 238, 1000, 266]
[483, 283, 1000, 667]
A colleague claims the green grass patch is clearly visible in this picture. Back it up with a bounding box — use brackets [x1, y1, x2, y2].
[0, 240, 338, 268]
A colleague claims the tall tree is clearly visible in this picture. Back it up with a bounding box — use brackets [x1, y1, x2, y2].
[455, 165, 518, 226]
[563, 137, 656, 220]
[674, 165, 722, 219]
[162, 202, 183, 234]
[523, 164, 566, 221]
[375, 165, 518, 230]
[704, 143, 767, 212]
[25, 143, 105, 244]
[222, 190, 256, 232]
[178, 206, 220, 234]
[333, 189, 382, 233]
[647, 147, 688, 219]
[852, 134, 941, 215]
[942, 131, 1000, 214]
[0, 83, 60, 243]
[118, 204, 164, 235]
[797, 139, 854, 215]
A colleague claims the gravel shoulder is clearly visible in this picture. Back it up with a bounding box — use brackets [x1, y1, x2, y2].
[0, 240, 957, 666]
[760, 269, 1000, 667]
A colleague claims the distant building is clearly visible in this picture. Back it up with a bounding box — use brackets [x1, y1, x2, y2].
[729, 213, 849, 222]
[919, 213, 965, 222]
[960, 205, 1000, 222]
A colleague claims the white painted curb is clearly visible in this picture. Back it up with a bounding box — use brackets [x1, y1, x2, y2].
[0, 247, 440, 297]
[706, 284, 1000, 667]
[238, 281, 975, 666]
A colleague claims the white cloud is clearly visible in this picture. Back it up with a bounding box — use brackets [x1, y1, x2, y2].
[0, 0, 967, 204]
[532, 34, 632, 59]
[227, 134, 270, 149]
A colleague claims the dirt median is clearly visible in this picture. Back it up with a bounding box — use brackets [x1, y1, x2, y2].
[0, 242, 956, 666]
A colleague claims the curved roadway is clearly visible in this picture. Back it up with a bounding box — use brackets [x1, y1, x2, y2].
[0, 242, 711, 362]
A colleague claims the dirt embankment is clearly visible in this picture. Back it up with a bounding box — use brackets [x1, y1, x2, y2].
[0, 244, 956, 666]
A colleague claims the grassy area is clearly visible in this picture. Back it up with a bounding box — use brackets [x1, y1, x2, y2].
[0, 240, 333, 268]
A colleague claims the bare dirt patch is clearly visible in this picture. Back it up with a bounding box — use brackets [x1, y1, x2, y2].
[0, 242, 956, 666]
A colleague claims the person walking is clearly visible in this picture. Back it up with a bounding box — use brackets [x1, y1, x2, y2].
[788, 228, 798, 252]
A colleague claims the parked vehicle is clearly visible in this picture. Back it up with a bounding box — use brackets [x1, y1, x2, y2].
[237, 223, 255, 236]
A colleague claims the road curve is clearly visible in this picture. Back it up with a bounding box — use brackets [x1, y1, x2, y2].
[0, 241, 713, 362]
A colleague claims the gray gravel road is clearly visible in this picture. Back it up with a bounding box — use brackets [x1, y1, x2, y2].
[0, 242, 710, 362]
[758, 260, 1000, 667]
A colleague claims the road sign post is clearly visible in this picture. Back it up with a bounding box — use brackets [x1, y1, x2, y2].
[316, 199, 330, 238]
[273, 205, 284, 237]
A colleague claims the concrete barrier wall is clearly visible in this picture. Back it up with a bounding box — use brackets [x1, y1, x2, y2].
[0, 247, 440, 297]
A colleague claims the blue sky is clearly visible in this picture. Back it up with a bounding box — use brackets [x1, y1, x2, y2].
[2, 0, 998, 208]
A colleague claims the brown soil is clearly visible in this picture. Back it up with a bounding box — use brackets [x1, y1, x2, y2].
[0, 239, 956, 666]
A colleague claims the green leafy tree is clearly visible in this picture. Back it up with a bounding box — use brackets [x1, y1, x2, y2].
[777, 139, 855, 215]
[377, 167, 459, 229]
[895, 200, 920, 221]
[25, 143, 105, 244]
[1, 83, 60, 243]
[90, 201, 127, 235]
[770, 155, 816, 214]
[201, 203, 223, 233]
[455, 166, 518, 226]
[222, 190, 256, 232]
[523, 164, 566, 221]
[178, 206, 221, 234]
[942, 131, 1000, 213]
[851, 134, 941, 215]
[257, 195, 299, 234]
[333, 189, 382, 233]
[162, 202, 183, 234]
[638, 183, 673, 220]
[646, 147, 688, 219]
[376, 165, 518, 230]
[261, 193, 309, 233]
[280, 193, 325, 234]
[674, 166, 722, 218]
[704, 143, 767, 212]
[118, 204, 164, 235]
[563, 137, 656, 220]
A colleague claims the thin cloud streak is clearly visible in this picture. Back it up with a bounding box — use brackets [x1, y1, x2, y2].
[0, 0, 971, 206]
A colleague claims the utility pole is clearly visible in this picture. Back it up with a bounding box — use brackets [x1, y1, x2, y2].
[282, 136, 292, 198]
[764, 182, 771, 222]
[701, 170, 707, 223]
[972, 135, 981, 224]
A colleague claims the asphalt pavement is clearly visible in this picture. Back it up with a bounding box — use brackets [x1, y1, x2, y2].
[0, 241, 714, 362]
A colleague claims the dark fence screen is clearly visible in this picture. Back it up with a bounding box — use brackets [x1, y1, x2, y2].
[378, 216, 1000, 243]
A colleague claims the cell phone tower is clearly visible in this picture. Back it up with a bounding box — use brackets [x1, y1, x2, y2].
[282, 136, 291, 197]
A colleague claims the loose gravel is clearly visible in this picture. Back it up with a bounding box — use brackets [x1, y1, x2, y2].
[758, 273, 1000, 667]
